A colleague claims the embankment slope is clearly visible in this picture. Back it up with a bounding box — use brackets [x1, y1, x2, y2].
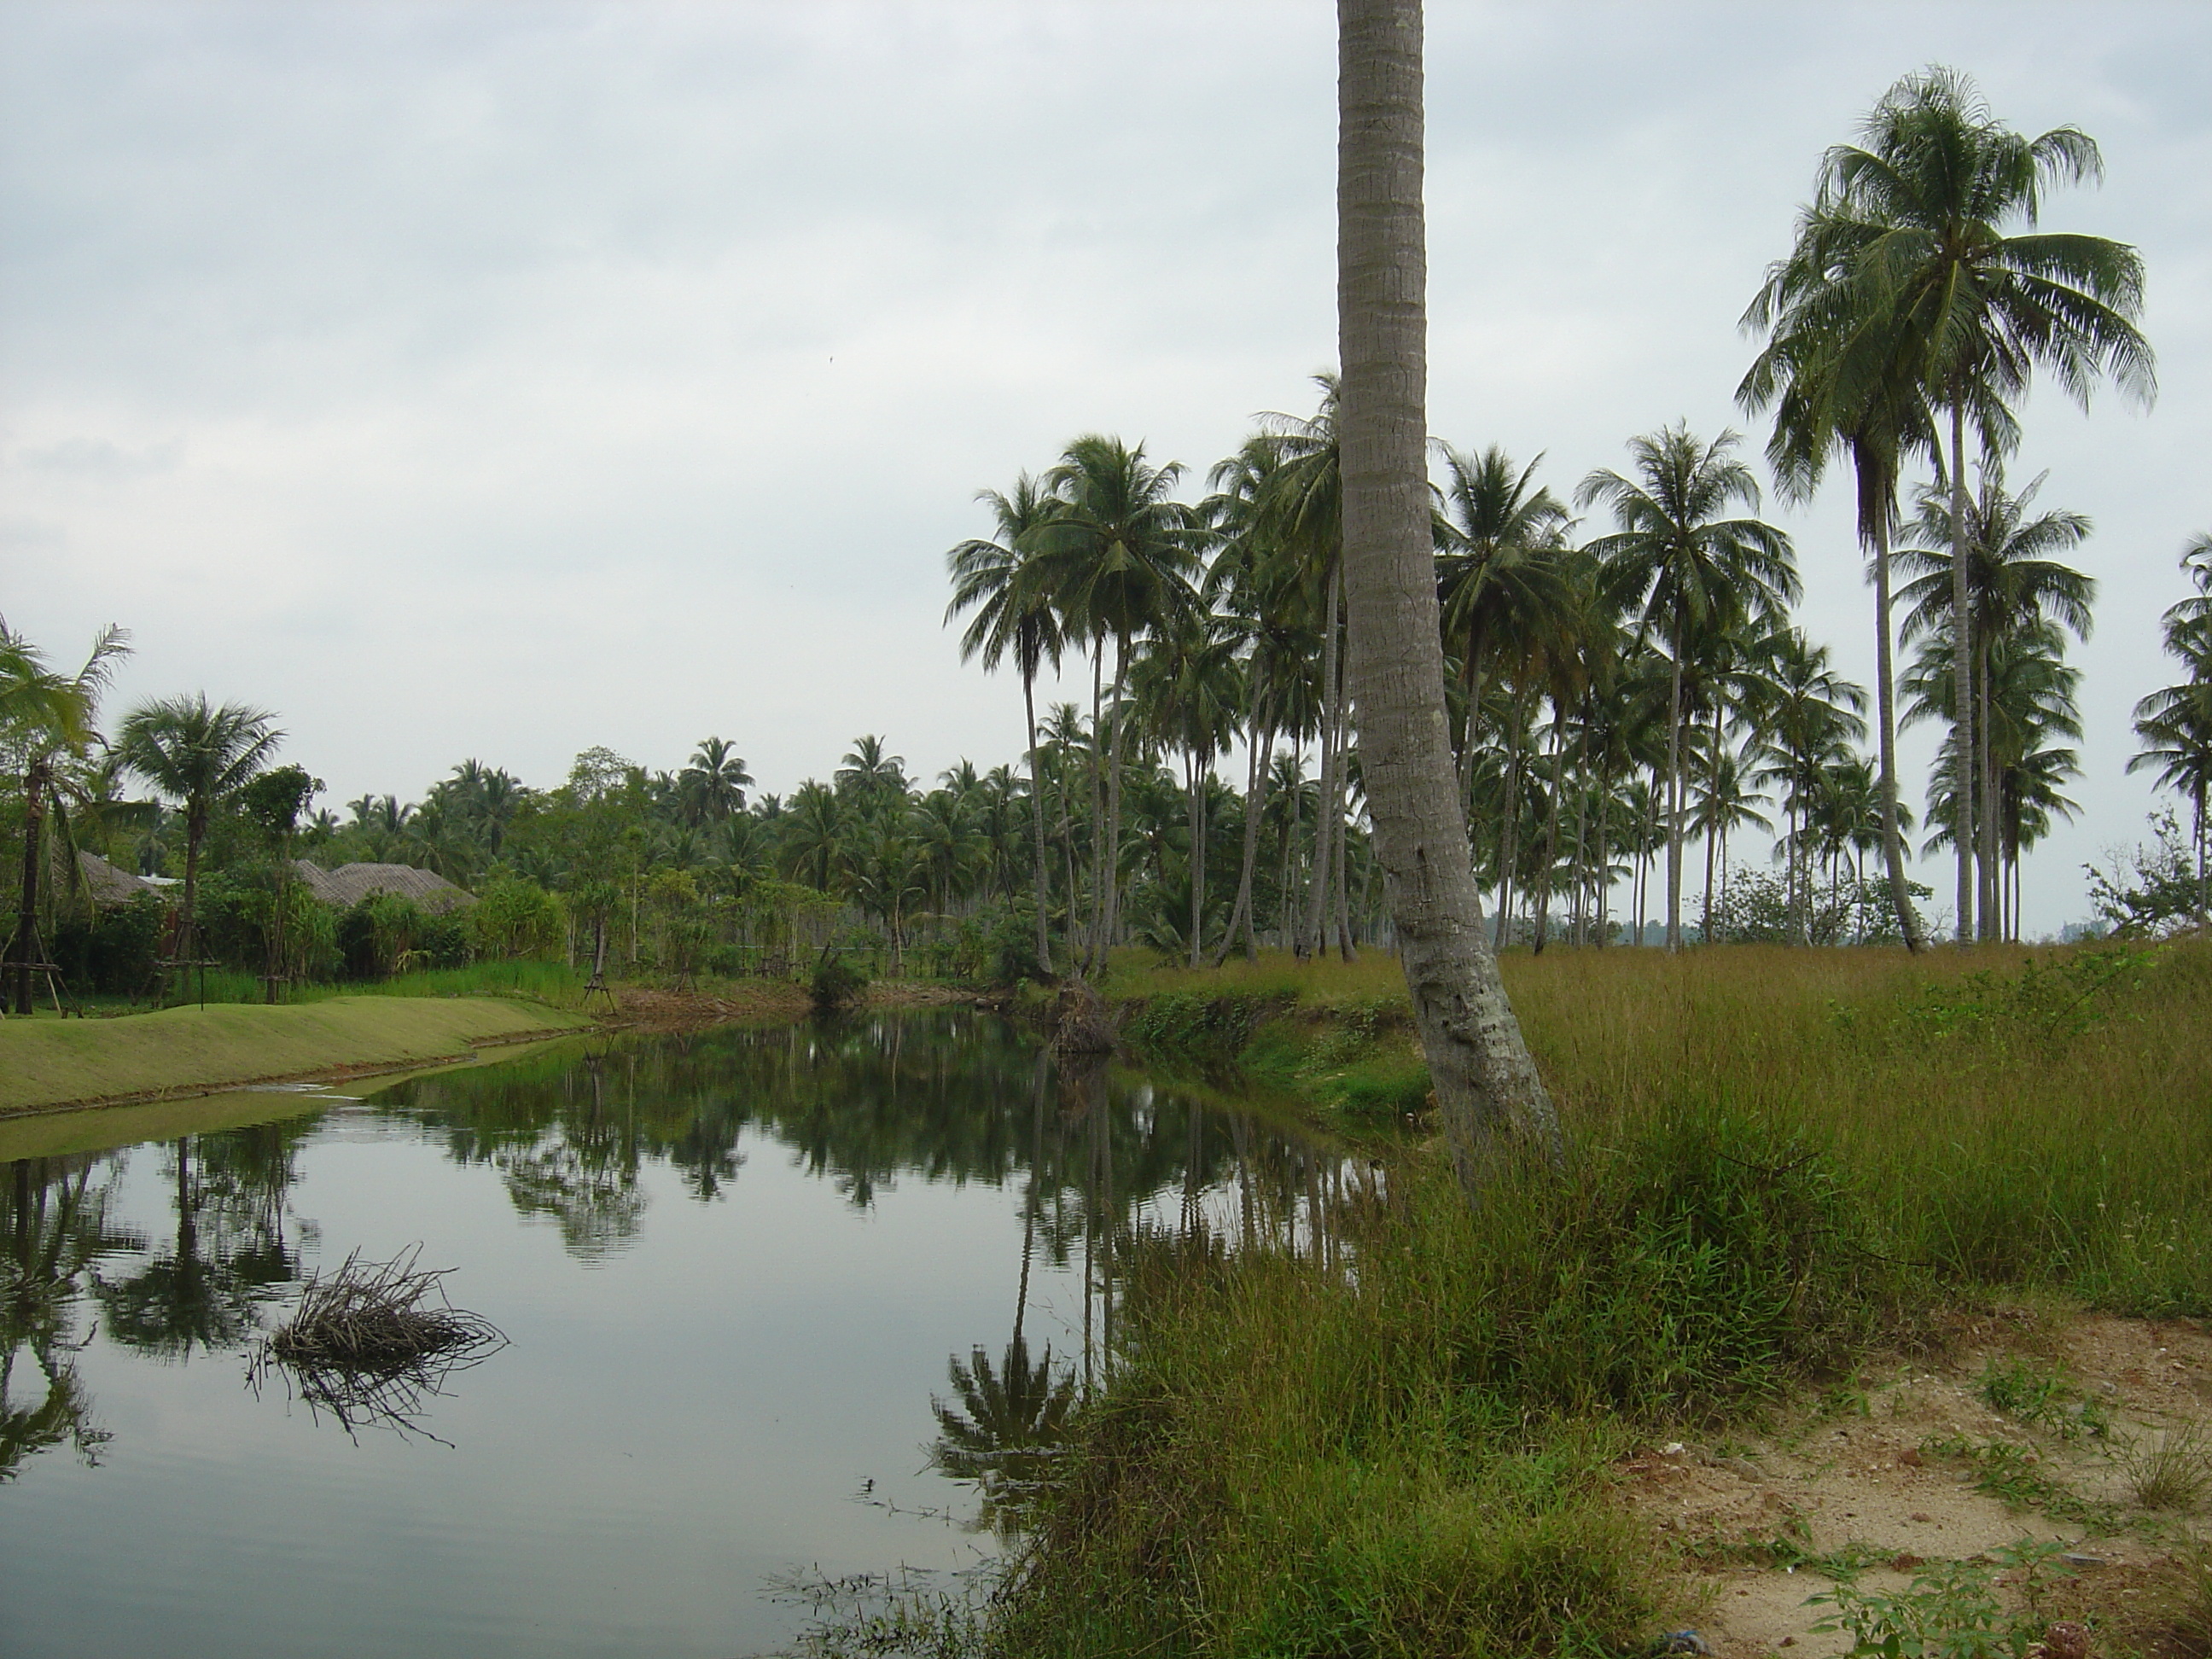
[0, 996, 591, 1116]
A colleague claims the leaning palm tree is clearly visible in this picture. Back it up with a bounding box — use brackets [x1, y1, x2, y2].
[115, 695, 282, 987]
[1579, 424, 1799, 952]
[1805, 66, 2153, 941]
[3, 620, 131, 1014]
[946, 471, 1068, 975]
[1336, 0, 1560, 1182]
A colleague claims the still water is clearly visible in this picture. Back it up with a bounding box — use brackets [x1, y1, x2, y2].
[0, 1011, 1327, 1657]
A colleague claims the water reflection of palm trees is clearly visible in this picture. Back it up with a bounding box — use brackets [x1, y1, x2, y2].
[3, 1155, 140, 1479]
[928, 1336, 1078, 1540]
[93, 1125, 304, 1360]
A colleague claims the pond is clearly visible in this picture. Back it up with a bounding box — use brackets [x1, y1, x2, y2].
[0, 1010, 1332, 1658]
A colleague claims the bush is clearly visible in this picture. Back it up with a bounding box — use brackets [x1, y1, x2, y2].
[468, 876, 563, 960]
[811, 952, 869, 1010]
[991, 1110, 1895, 1657]
[49, 893, 167, 997]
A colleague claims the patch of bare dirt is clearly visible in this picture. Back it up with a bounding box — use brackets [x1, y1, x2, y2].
[1621, 1309, 2212, 1659]
[609, 983, 811, 1030]
[607, 981, 990, 1031]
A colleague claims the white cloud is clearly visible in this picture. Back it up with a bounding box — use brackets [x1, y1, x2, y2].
[2, 0, 2205, 933]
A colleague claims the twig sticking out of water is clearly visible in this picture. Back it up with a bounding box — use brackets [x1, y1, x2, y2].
[247, 1245, 506, 1441]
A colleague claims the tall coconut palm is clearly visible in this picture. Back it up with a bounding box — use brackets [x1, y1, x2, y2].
[3, 620, 131, 1014]
[1741, 217, 1937, 952]
[946, 471, 1068, 975]
[1134, 609, 1243, 966]
[114, 695, 282, 991]
[1578, 424, 1798, 952]
[1895, 463, 2093, 936]
[1336, 0, 1559, 1183]
[1251, 379, 1352, 959]
[678, 737, 753, 826]
[1432, 443, 1576, 830]
[1031, 435, 1203, 972]
[1745, 629, 1868, 944]
[1689, 745, 1772, 941]
[1806, 66, 2152, 941]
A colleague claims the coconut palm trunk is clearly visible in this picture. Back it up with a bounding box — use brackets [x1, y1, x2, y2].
[1947, 399, 1976, 945]
[1662, 645, 1685, 952]
[1978, 653, 2000, 940]
[1304, 570, 1342, 958]
[1023, 674, 1052, 975]
[1337, 0, 1560, 1185]
[1865, 492, 1924, 949]
[1102, 638, 1131, 965]
[11, 757, 49, 1016]
[1216, 724, 1271, 964]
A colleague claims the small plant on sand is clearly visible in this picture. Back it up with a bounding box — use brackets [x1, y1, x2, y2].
[2117, 1421, 2212, 1513]
[1977, 1356, 2110, 1440]
[1807, 1540, 2073, 1659]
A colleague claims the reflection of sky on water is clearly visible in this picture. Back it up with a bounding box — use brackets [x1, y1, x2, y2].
[0, 1012, 1328, 1658]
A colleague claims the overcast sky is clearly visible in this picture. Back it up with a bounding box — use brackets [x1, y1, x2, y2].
[3, 2, 2205, 934]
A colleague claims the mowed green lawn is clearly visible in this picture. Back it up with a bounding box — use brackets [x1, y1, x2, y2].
[0, 994, 591, 1115]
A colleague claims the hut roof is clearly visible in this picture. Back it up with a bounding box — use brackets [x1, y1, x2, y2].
[293, 861, 477, 916]
[77, 851, 166, 907]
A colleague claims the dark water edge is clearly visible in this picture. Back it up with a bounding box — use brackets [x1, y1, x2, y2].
[0, 1010, 1331, 1659]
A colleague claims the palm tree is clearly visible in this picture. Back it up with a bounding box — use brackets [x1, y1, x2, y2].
[114, 695, 282, 992]
[1741, 212, 1936, 952]
[1804, 66, 2152, 941]
[946, 472, 1068, 975]
[2128, 537, 2212, 927]
[678, 738, 752, 825]
[1432, 442, 1580, 916]
[3, 620, 131, 1014]
[1336, 0, 1560, 1183]
[1895, 464, 2093, 937]
[1689, 746, 1772, 943]
[1579, 425, 1798, 951]
[1249, 380, 1353, 960]
[1031, 434, 1203, 972]
[1906, 618, 2084, 939]
[1746, 629, 1867, 943]
[1132, 610, 1243, 966]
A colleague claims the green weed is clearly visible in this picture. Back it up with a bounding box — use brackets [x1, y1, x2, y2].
[1920, 1436, 2123, 1532]
[1976, 1357, 2110, 1440]
[1807, 1540, 2075, 1659]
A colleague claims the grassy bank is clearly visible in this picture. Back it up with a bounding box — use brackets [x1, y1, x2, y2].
[1113, 940, 2212, 1313]
[880, 941, 2212, 1659]
[0, 993, 591, 1115]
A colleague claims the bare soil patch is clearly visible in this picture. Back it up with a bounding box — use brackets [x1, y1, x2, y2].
[1621, 1309, 2212, 1658]
[607, 980, 987, 1031]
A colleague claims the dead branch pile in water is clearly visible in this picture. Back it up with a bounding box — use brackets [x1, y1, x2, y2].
[271, 1247, 503, 1371]
[249, 1246, 506, 1440]
[1050, 977, 1119, 1055]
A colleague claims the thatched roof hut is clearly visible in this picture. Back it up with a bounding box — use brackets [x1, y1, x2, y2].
[76, 850, 172, 908]
[293, 861, 477, 916]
